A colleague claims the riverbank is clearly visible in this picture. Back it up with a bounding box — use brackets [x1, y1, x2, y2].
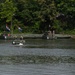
[0, 33, 74, 40]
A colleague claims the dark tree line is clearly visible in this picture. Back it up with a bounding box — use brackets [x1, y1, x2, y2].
[0, 0, 75, 33]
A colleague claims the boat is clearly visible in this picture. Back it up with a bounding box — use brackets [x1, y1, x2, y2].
[12, 39, 25, 46]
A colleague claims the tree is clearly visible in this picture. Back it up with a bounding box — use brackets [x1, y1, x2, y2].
[36, 0, 58, 31]
[55, 0, 75, 30]
[0, 0, 17, 22]
[0, 0, 17, 33]
[14, 0, 58, 33]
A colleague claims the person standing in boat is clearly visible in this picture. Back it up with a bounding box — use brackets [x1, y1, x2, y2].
[20, 36, 23, 40]
[51, 26, 55, 38]
[48, 24, 55, 38]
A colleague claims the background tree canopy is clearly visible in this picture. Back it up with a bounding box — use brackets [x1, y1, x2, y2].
[0, 0, 75, 34]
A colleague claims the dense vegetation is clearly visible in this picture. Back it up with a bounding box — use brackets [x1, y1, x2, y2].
[0, 0, 75, 34]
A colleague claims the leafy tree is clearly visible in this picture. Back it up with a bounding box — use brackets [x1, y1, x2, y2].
[0, 0, 17, 33]
[35, 0, 58, 31]
[55, 0, 75, 30]
[15, 0, 41, 33]
[0, 0, 17, 22]
[0, 0, 75, 33]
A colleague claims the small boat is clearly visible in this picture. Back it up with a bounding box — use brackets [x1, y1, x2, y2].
[19, 42, 23, 46]
[12, 36, 25, 46]
[12, 39, 25, 46]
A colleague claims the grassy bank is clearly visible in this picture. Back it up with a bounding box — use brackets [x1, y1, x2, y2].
[63, 29, 75, 35]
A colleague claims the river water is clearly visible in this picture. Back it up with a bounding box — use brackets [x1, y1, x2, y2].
[0, 39, 75, 75]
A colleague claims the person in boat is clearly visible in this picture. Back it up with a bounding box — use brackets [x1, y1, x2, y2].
[12, 36, 25, 45]
[20, 36, 25, 43]
[20, 36, 23, 40]
[48, 25, 55, 38]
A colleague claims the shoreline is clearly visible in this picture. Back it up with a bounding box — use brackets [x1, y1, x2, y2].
[0, 33, 74, 40]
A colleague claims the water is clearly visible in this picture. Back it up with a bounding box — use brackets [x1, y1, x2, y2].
[0, 39, 75, 75]
[0, 63, 75, 75]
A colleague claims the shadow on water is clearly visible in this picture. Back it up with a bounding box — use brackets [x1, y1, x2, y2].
[23, 39, 75, 49]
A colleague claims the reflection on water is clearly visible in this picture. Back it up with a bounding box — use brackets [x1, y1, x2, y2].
[0, 39, 75, 49]
[0, 39, 75, 75]
[25, 39, 75, 49]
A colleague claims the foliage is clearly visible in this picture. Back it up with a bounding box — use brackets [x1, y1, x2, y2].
[55, 0, 75, 30]
[63, 29, 75, 35]
[0, 0, 17, 22]
[0, 0, 75, 33]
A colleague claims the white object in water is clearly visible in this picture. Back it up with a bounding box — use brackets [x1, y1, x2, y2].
[12, 41, 16, 45]
[19, 42, 23, 46]
[47, 36, 49, 39]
